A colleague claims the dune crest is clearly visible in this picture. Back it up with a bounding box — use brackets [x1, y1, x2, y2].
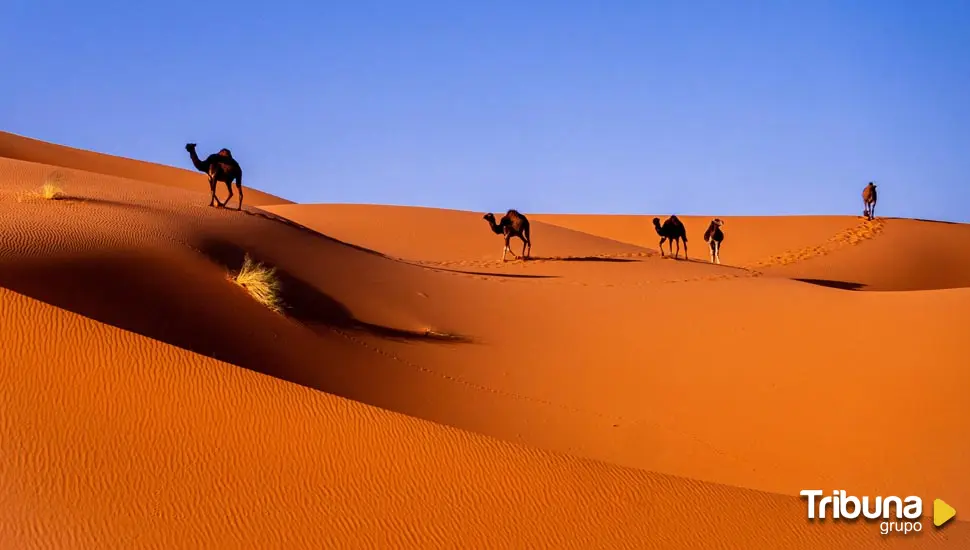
[748, 217, 886, 268]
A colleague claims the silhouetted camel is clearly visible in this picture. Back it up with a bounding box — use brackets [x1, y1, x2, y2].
[653, 215, 688, 259]
[483, 209, 532, 261]
[185, 143, 244, 210]
[703, 218, 725, 264]
[862, 182, 877, 220]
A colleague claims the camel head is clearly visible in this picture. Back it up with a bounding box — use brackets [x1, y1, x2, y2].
[711, 218, 724, 227]
[652, 217, 661, 228]
[185, 143, 197, 152]
[483, 213, 505, 234]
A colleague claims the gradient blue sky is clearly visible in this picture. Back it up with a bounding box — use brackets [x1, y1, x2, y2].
[2, 1, 968, 221]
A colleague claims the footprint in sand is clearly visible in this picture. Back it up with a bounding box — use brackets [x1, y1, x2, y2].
[747, 218, 886, 269]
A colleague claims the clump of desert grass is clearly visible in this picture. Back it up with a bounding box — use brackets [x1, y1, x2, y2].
[16, 183, 63, 202]
[228, 254, 284, 313]
[39, 181, 64, 199]
[16, 172, 66, 202]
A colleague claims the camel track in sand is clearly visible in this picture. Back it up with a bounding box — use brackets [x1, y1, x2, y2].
[412, 252, 766, 288]
[745, 217, 886, 269]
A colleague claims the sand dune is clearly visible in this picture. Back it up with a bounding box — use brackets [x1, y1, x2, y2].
[762, 218, 970, 291]
[7, 287, 964, 549]
[535, 213, 970, 291]
[1, 132, 968, 548]
[0, 130, 291, 206]
[262, 203, 651, 264]
[533, 213, 864, 267]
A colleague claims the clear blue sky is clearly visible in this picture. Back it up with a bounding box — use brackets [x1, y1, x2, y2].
[2, 1, 968, 221]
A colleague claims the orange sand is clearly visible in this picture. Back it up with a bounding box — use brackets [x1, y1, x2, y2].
[1, 133, 967, 548]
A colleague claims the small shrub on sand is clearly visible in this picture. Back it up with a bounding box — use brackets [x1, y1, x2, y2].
[17, 181, 64, 202]
[39, 182, 64, 200]
[229, 254, 284, 313]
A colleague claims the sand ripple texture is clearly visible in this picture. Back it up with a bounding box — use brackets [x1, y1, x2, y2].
[2, 288, 966, 548]
[1, 139, 969, 548]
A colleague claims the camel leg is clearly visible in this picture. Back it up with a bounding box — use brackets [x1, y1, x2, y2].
[683, 239, 687, 260]
[673, 238, 680, 259]
[236, 181, 244, 210]
[520, 237, 528, 260]
[208, 177, 219, 207]
[714, 242, 720, 264]
[870, 203, 875, 220]
[659, 237, 666, 257]
[710, 243, 715, 264]
[223, 180, 234, 209]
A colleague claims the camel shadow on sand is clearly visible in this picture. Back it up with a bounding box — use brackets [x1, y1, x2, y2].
[414, 264, 560, 279]
[527, 255, 642, 263]
[509, 256, 643, 264]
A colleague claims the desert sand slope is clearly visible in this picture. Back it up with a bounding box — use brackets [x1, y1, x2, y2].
[5, 288, 966, 549]
[256, 204, 970, 515]
[760, 218, 970, 291]
[260, 203, 755, 291]
[262, 203, 651, 264]
[0, 130, 291, 206]
[533, 213, 863, 267]
[1, 150, 969, 547]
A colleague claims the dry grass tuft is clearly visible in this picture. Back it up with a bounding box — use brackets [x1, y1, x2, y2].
[39, 182, 63, 200]
[229, 254, 284, 313]
[17, 182, 65, 203]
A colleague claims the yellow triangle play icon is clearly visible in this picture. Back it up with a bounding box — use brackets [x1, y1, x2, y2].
[933, 499, 956, 527]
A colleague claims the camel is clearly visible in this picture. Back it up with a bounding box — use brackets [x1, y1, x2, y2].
[653, 215, 688, 259]
[862, 182, 877, 220]
[185, 143, 244, 210]
[703, 218, 725, 264]
[483, 209, 532, 261]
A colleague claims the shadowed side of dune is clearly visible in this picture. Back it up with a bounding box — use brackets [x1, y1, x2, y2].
[793, 278, 868, 290]
[6, 288, 968, 548]
[0, 249, 469, 386]
[197, 238, 471, 343]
